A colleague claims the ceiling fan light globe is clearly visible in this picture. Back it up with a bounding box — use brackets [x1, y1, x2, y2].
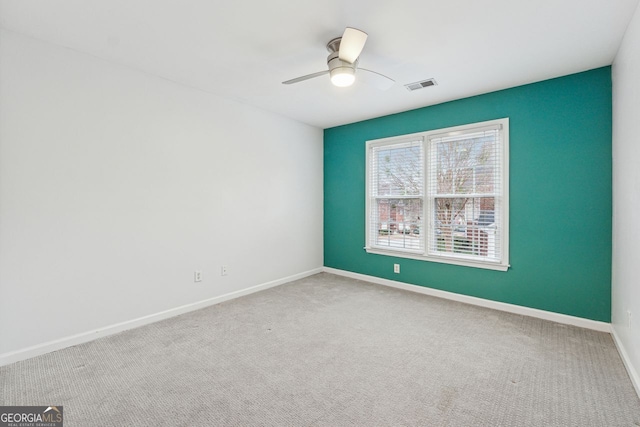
[330, 67, 355, 87]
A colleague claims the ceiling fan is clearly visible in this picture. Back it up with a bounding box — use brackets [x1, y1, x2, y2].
[282, 27, 395, 90]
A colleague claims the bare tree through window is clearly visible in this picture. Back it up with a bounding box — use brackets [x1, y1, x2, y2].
[432, 133, 498, 255]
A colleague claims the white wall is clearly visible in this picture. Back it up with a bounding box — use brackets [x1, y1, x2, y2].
[612, 1, 640, 394]
[0, 30, 323, 359]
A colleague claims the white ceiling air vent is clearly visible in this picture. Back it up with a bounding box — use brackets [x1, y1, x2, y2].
[405, 79, 437, 92]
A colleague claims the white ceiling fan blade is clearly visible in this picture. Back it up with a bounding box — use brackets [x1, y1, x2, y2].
[358, 68, 395, 90]
[282, 70, 329, 85]
[338, 27, 368, 64]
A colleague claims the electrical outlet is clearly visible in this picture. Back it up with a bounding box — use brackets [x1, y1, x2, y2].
[627, 310, 632, 328]
[194, 270, 202, 282]
[221, 265, 228, 276]
[394, 264, 400, 274]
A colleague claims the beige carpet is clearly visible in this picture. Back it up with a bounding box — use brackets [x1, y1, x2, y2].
[2, 273, 640, 426]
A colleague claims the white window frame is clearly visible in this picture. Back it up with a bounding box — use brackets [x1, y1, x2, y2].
[365, 118, 509, 271]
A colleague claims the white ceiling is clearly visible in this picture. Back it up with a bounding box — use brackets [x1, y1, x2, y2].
[1, 0, 638, 129]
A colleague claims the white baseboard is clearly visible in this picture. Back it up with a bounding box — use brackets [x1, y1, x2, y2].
[611, 326, 640, 398]
[0, 268, 323, 367]
[323, 267, 611, 333]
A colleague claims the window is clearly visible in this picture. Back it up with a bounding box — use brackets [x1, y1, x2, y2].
[366, 118, 509, 271]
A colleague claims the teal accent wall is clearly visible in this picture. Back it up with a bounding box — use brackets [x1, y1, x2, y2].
[324, 67, 612, 322]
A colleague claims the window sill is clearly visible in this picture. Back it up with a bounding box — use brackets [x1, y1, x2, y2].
[364, 247, 510, 272]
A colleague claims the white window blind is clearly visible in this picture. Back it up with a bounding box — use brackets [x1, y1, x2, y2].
[368, 139, 424, 252]
[365, 118, 509, 271]
[427, 124, 504, 263]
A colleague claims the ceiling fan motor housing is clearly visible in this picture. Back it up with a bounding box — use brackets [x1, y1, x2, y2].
[327, 50, 357, 72]
[326, 37, 357, 71]
[327, 50, 357, 86]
